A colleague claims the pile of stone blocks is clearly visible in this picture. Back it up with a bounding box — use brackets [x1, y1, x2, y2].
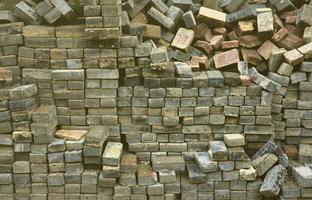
[83, 125, 108, 166]
[0, 0, 312, 199]
[118, 85, 274, 157]
[31, 105, 57, 144]
[9, 84, 37, 132]
[15, 0, 77, 25]
[101, 142, 123, 188]
[0, 22, 24, 83]
[83, 0, 121, 42]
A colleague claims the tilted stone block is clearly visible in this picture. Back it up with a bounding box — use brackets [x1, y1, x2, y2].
[171, 28, 194, 50]
[187, 163, 206, 184]
[292, 165, 312, 188]
[15, 1, 42, 25]
[260, 164, 286, 197]
[208, 141, 228, 161]
[197, 6, 226, 26]
[195, 152, 218, 173]
[252, 153, 278, 176]
[102, 142, 123, 167]
[9, 84, 37, 101]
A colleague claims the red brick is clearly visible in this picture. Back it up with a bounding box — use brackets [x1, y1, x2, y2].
[213, 49, 240, 69]
[257, 40, 279, 60]
[272, 27, 289, 43]
[221, 40, 239, 49]
[241, 48, 262, 66]
[239, 35, 262, 48]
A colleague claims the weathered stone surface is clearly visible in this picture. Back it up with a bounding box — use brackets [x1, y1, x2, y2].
[120, 153, 137, 173]
[284, 49, 304, 66]
[282, 176, 300, 198]
[102, 142, 123, 167]
[209, 141, 228, 161]
[257, 11, 274, 38]
[186, 163, 207, 184]
[152, 156, 185, 171]
[9, 84, 37, 101]
[292, 165, 312, 187]
[195, 152, 218, 173]
[252, 153, 278, 176]
[298, 144, 312, 164]
[171, 28, 194, 50]
[296, 4, 312, 27]
[298, 42, 312, 59]
[137, 164, 157, 186]
[52, 69, 84, 81]
[224, 134, 244, 147]
[147, 7, 175, 31]
[159, 170, 176, 184]
[248, 67, 281, 92]
[55, 129, 87, 141]
[15, 1, 42, 25]
[198, 6, 227, 26]
[84, 126, 108, 148]
[259, 164, 286, 197]
[183, 11, 196, 28]
[0, 11, 17, 23]
[240, 166, 257, 181]
[206, 71, 224, 87]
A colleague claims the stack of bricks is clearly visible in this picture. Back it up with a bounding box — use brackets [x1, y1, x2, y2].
[83, 125, 108, 166]
[101, 142, 123, 193]
[0, 22, 24, 83]
[20, 25, 89, 106]
[119, 36, 147, 86]
[15, 0, 77, 25]
[29, 136, 49, 199]
[20, 25, 55, 105]
[83, 0, 121, 43]
[268, 42, 312, 161]
[84, 48, 119, 127]
[117, 84, 273, 157]
[31, 105, 57, 145]
[52, 69, 86, 126]
[0, 116, 14, 196]
[9, 84, 37, 132]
